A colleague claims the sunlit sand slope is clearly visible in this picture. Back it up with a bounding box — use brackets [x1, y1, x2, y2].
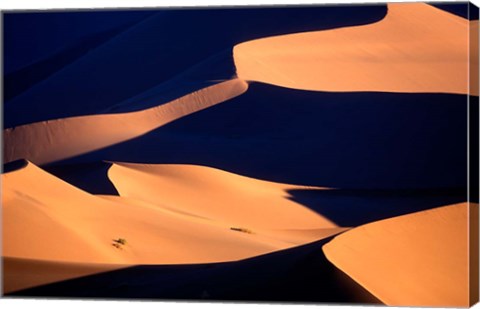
[2, 161, 345, 292]
[323, 203, 469, 307]
[3, 79, 247, 165]
[235, 3, 476, 94]
[107, 162, 336, 230]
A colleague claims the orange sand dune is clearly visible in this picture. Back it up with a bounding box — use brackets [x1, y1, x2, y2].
[3, 79, 247, 165]
[107, 162, 336, 230]
[234, 3, 477, 95]
[2, 161, 345, 292]
[323, 203, 470, 307]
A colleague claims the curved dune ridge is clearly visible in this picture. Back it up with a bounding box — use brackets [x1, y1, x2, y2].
[234, 3, 477, 94]
[323, 203, 470, 307]
[4, 4, 388, 128]
[4, 3, 475, 167]
[2, 160, 346, 293]
[3, 79, 247, 165]
[107, 162, 336, 230]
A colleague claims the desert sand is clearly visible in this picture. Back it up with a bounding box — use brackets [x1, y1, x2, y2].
[323, 203, 470, 307]
[4, 5, 476, 167]
[234, 3, 477, 95]
[107, 162, 336, 230]
[2, 160, 346, 293]
[2, 2, 476, 304]
[3, 79, 247, 165]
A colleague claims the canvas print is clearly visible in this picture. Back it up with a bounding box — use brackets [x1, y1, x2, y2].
[2, 1, 479, 307]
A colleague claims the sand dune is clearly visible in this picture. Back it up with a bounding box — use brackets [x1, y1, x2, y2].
[2, 2, 475, 302]
[234, 3, 476, 94]
[2, 160, 345, 292]
[4, 5, 386, 127]
[6, 237, 379, 303]
[5, 4, 474, 169]
[93, 81, 467, 190]
[323, 203, 470, 307]
[3, 79, 247, 165]
[107, 162, 336, 230]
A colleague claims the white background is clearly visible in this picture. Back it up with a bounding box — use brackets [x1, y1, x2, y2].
[1, 0, 479, 309]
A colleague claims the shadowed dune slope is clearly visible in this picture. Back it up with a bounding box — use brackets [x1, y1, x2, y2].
[2, 257, 125, 295]
[286, 188, 466, 226]
[432, 2, 479, 20]
[2, 160, 345, 288]
[45, 162, 119, 195]
[323, 203, 470, 307]
[4, 12, 154, 101]
[7, 237, 380, 304]
[3, 79, 247, 165]
[234, 3, 477, 94]
[4, 5, 386, 128]
[3, 11, 153, 75]
[66, 83, 467, 189]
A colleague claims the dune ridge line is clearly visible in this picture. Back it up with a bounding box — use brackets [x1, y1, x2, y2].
[323, 203, 469, 307]
[4, 79, 248, 165]
[2, 160, 345, 269]
[234, 3, 477, 95]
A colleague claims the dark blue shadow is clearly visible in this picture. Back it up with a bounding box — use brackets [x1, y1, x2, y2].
[4, 4, 387, 128]
[430, 2, 479, 20]
[3, 10, 153, 74]
[7, 236, 380, 303]
[59, 83, 468, 190]
[287, 188, 466, 227]
[44, 162, 118, 195]
[4, 15, 153, 102]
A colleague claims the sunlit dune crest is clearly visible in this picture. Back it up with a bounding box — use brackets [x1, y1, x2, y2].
[323, 203, 470, 307]
[2, 160, 345, 293]
[107, 162, 336, 230]
[3, 79, 247, 165]
[234, 3, 476, 95]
